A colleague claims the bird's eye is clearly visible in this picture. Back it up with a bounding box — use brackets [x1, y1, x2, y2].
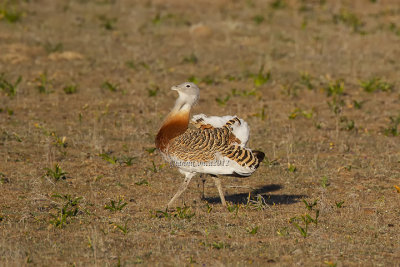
[186, 84, 190, 88]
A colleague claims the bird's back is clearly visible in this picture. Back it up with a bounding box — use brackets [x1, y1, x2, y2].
[165, 118, 263, 176]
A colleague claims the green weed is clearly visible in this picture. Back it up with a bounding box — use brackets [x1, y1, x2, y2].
[300, 72, 313, 90]
[49, 194, 84, 228]
[183, 53, 198, 64]
[0, 4, 22, 23]
[247, 226, 259, 235]
[325, 79, 344, 97]
[215, 95, 230, 106]
[303, 199, 318, 211]
[0, 74, 22, 97]
[253, 108, 266, 121]
[389, 22, 400, 36]
[253, 15, 264, 25]
[288, 108, 313, 120]
[147, 86, 159, 97]
[321, 176, 330, 188]
[99, 153, 118, 164]
[101, 81, 119, 92]
[270, 0, 286, 9]
[227, 203, 240, 216]
[114, 222, 129, 234]
[63, 85, 77, 94]
[333, 9, 364, 33]
[105, 198, 127, 212]
[383, 114, 400, 136]
[253, 65, 271, 87]
[335, 201, 344, 208]
[145, 147, 156, 154]
[276, 227, 289, 237]
[340, 116, 355, 131]
[287, 163, 297, 172]
[98, 15, 117, 30]
[154, 206, 195, 220]
[134, 179, 149, 186]
[45, 164, 67, 181]
[35, 73, 51, 94]
[290, 209, 319, 238]
[360, 78, 393, 92]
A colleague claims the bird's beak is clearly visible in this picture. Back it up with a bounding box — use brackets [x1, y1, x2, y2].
[171, 85, 179, 91]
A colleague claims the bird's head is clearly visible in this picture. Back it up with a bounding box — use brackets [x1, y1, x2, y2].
[171, 82, 200, 108]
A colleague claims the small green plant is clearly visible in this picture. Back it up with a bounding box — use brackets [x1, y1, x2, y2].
[360, 78, 393, 93]
[383, 114, 400, 136]
[253, 108, 266, 121]
[182, 53, 198, 64]
[98, 15, 117, 30]
[154, 205, 195, 220]
[0, 5, 22, 23]
[120, 156, 135, 166]
[147, 86, 159, 97]
[325, 79, 344, 97]
[340, 116, 355, 131]
[321, 176, 330, 188]
[45, 164, 67, 181]
[0, 172, 10, 184]
[335, 201, 344, 208]
[99, 153, 118, 164]
[63, 84, 77, 94]
[333, 9, 364, 33]
[145, 147, 156, 154]
[300, 72, 313, 90]
[290, 209, 319, 238]
[35, 73, 51, 94]
[303, 199, 318, 211]
[227, 203, 239, 216]
[147, 161, 158, 173]
[253, 15, 264, 25]
[352, 100, 364, 109]
[105, 198, 127, 212]
[389, 22, 400, 36]
[253, 65, 271, 87]
[43, 42, 63, 54]
[188, 75, 200, 84]
[247, 226, 259, 235]
[276, 227, 289, 237]
[205, 202, 213, 213]
[270, 0, 286, 9]
[114, 222, 129, 234]
[0, 74, 22, 97]
[49, 194, 84, 228]
[101, 81, 119, 92]
[134, 179, 149, 186]
[287, 163, 297, 172]
[288, 108, 313, 120]
[215, 95, 230, 106]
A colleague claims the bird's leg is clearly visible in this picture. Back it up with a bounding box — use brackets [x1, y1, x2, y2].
[201, 174, 207, 200]
[167, 172, 194, 209]
[212, 176, 227, 207]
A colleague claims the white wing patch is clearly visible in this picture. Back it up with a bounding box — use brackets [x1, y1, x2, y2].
[191, 114, 250, 146]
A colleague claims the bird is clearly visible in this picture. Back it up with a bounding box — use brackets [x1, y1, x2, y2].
[155, 82, 265, 209]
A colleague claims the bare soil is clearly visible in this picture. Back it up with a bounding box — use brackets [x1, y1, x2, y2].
[1, 0, 399, 266]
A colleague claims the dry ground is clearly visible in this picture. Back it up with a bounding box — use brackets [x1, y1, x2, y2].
[1, 0, 400, 266]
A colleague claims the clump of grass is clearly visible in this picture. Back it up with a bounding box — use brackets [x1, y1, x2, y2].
[389, 22, 400, 36]
[35, 73, 52, 94]
[333, 9, 365, 33]
[45, 164, 67, 182]
[134, 179, 149, 186]
[99, 153, 118, 164]
[335, 201, 344, 208]
[383, 114, 400, 136]
[300, 72, 313, 90]
[215, 95, 230, 106]
[290, 200, 319, 237]
[321, 176, 330, 188]
[63, 84, 77, 94]
[101, 81, 119, 92]
[147, 86, 159, 97]
[340, 116, 355, 131]
[288, 108, 313, 120]
[0, 4, 22, 23]
[0, 73, 21, 97]
[49, 194, 85, 228]
[253, 65, 271, 87]
[325, 79, 344, 97]
[98, 15, 117, 30]
[105, 198, 127, 212]
[360, 78, 393, 93]
[270, 0, 286, 9]
[247, 226, 259, 235]
[182, 53, 198, 64]
[253, 15, 264, 25]
[43, 42, 63, 54]
[154, 206, 195, 220]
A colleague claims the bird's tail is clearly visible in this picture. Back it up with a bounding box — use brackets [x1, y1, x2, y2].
[252, 150, 265, 168]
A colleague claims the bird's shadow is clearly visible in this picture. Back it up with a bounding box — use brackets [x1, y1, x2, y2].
[204, 184, 305, 205]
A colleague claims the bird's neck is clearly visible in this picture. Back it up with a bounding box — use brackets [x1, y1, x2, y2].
[155, 98, 192, 152]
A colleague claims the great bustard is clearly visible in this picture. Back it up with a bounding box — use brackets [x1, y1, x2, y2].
[155, 82, 264, 209]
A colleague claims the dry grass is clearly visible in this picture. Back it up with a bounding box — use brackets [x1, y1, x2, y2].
[1, 0, 399, 265]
